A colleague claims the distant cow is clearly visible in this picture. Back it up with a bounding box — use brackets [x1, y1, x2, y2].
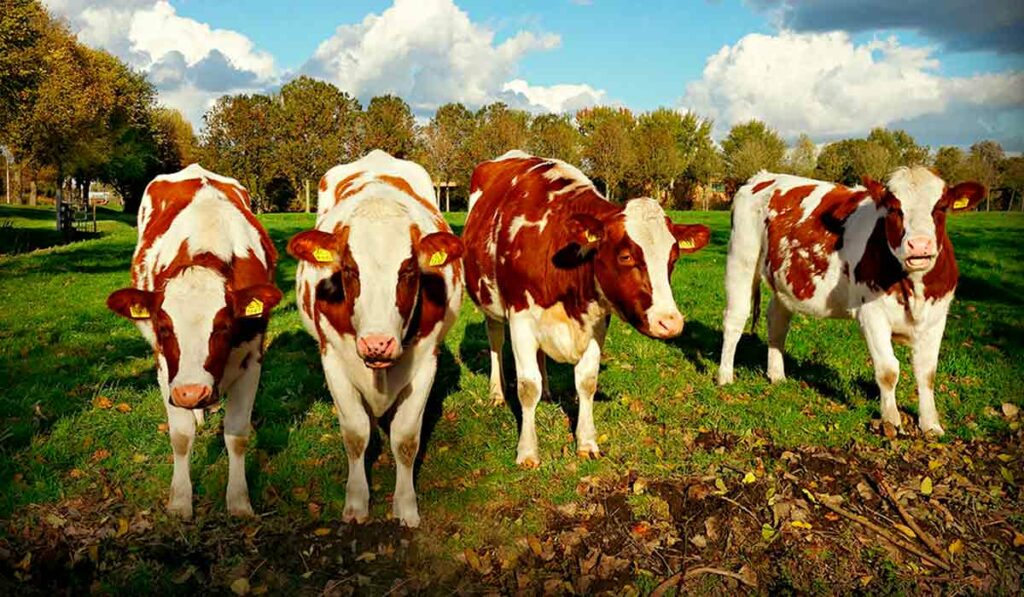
[107, 164, 282, 519]
[464, 151, 710, 467]
[288, 151, 463, 528]
[718, 167, 985, 435]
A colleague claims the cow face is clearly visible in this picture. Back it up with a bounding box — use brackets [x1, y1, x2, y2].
[107, 269, 281, 409]
[289, 224, 462, 369]
[565, 198, 710, 339]
[865, 168, 985, 273]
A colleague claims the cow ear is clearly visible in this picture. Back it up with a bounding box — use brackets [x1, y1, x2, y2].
[862, 176, 886, 201]
[565, 213, 604, 253]
[231, 284, 283, 318]
[288, 230, 338, 265]
[672, 223, 710, 254]
[947, 181, 986, 212]
[107, 288, 156, 320]
[417, 231, 463, 270]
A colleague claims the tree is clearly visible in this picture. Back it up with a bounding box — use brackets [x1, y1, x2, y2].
[152, 107, 198, 170]
[467, 102, 530, 166]
[527, 113, 582, 165]
[630, 108, 687, 203]
[933, 146, 965, 183]
[785, 134, 817, 178]
[361, 94, 417, 158]
[0, 0, 47, 142]
[201, 94, 276, 212]
[419, 102, 475, 209]
[1001, 156, 1024, 211]
[962, 141, 1004, 211]
[850, 139, 891, 182]
[273, 76, 361, 210]
[577, 106, 635, 201]
[721, 120, 786, 183]
[867, 128, 929, 168]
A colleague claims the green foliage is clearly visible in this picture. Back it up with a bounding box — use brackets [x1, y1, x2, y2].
[721, 120, 786, 183]
[785, 134, 818, 178]
[360, 94, 416, 158]
[577, 106, 636, 201]
[201, 94, 276, 212]
[527, 113, 582, 165]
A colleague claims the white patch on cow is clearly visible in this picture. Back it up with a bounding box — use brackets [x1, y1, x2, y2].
[493, 149, 531, 162]
[468, 189, 483, 211]
[796, 183, 834, 223]
[349, 198, 414, 343]
[318, 150, 437, 216]
[519, 292, 605, 364]
[161, 267, 226, 388]
[507, 211, 551, 239]
[622, 198, 682, 329]
[886, 167, 945, 262]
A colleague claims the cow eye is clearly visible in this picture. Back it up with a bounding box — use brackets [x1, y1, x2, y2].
[618, 252, 635, 267]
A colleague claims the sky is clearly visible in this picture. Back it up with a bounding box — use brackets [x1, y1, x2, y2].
[42, 0, 1024, 150]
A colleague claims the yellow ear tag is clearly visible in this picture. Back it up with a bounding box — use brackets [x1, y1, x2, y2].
[952, 197, 970, 210]
[311, 247, 333, 263]
[428, 250, 447, 267]
[244, 298, 264, 318]
[129, 304, 150, 319]
[678, 239, 695, 250]
[584, 231, 598, 243]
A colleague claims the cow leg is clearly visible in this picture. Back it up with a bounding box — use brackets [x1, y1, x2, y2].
[164, 401, 196, 520]
[509, 314, 543, 468]
[766, 297, 793, 384]
[858, 310, 902, 431]
[485, 317, 506, 406]
[912, 316, 947, 436]
[574, 328, 605, 459]
[324, 354, 371, 523]
[718, 249, 761, 385]
[537, 350, 551, 401]
[389, 358, 436, 528]
[222, 359, 260, 517]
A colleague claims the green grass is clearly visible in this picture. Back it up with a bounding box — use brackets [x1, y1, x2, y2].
[0, 205, 1022, 590]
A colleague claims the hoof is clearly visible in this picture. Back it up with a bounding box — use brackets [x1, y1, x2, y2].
[516, 453, 540, 469]
[342, 506, 369, 524]
[167, 501, 193, 521]
[717, 370, 734, 386]
[397, 511, 421, 528]
[577, 442, 601, 460]
[228, 500, 254, 518]
[919, 422, 945, 437]
[489, 391, 505, 407]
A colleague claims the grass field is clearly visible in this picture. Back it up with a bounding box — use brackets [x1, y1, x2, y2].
[1, 205, 1022, 594]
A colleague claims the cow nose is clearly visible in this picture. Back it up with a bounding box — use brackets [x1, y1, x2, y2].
[652, 312, 684, 339]
[171, 384, 213, 409]
[356, 334, 399, 361]
[905, 235, 935, 257]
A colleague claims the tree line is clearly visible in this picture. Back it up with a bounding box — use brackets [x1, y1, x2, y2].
[3, 0, 1023, 215]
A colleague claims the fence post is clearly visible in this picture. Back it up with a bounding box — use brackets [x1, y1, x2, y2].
[305, 179, 310, 214]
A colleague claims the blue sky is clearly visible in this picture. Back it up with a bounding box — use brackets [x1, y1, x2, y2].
[44, 0, 1024, 149]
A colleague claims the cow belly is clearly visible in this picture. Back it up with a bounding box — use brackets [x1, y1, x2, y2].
[516, 300, 604, 364]
[765, 257, 852, 319]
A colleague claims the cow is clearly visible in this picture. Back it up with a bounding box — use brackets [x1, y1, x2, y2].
[106, 164, 282, 519]
[718, 167, 986, 435]
[463, 151, 710, 467]
[287, 150, 463, 528]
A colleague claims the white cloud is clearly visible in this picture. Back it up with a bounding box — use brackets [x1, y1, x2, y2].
[43, 0, 275, 126]
[303, 0, 584, 113]
[500, 79, 606, 113]
[683, 31, 1024, 144]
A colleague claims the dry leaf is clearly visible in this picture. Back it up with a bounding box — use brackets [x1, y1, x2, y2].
[527, 535, 543, 557]
[920, 477, 933, 496]
[230, 577, 250, 595]
[1013, 532, 1024, 548]
[791, 520, 812, 530]
[743, 471, 756, 484]
[355, 551, 376, 563]
[894, 524, 916, 539]
[313, 527, 331, 537]
[116, 403, 132, 413]
[948, 539, 964, 555]
[116, 518, 129, 538]
[93, 396, 113, 409]
[1002, 403, 1019, 420]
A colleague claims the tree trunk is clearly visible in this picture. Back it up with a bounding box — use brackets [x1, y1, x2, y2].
[305, 178, 310, 214]
[29, 180, 37, 206]
[445, 185, 450, 212]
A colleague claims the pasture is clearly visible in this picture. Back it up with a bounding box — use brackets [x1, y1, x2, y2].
[1, 204, 1022, 594]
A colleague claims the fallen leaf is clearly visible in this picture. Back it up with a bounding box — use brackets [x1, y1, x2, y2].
[715, 478, 727, 493]
[93, 396, 113, 409]
[355, 551, 376, 563]
[761, 524, 776, 541]
[948, 539, 964, 555]
[894, 524, 916, 539]
[791, 520, 812, 530]
[743, 471, 757, 484]
[690, 534, 707, 548]
[116, 518, 129, 538]
[116, 403, 132, 413]
[1013, 532, 1024, 548]
[1002, 403, 1019, 420]
[920, 477, 933, 496]
[1000, 466, 1015, 484]
[230, 577, 250, 595]
[157, 423, 169, 434]
[633, 478, 648, 495]
[91, 449, 111, 462]
[527, 535, 543, 557]
[313, 527, 331, 537]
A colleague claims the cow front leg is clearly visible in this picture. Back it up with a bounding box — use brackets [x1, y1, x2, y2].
[389, 359, 436, 528]
[509, 314, 543, 468]
[766, 297, 792, 383]
[574, 334, 603, 459]
[324, 353, 371, 523]
[858, 309, 902, 431]
[485, 317, 506, 406]
[913, 316, 947, 436]
[164, 401, 196, 520]
[222, 356, 260, 517]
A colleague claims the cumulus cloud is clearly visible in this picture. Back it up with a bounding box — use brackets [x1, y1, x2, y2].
[682, 31, 1024, 148]
[500, 79, 606, 113]
[43, 0, 275, 125]
[303, 0, 599, 113]
[750, 0, 1024, 54]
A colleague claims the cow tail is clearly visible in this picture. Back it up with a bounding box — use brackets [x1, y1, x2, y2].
[749, 268, 761, 335]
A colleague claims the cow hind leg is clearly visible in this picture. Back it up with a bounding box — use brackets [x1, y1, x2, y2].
[509, 315, 543, 468]
[719, 247, 762, 385]
[485, 317, 506, 406]
[766, 297, 793, 383]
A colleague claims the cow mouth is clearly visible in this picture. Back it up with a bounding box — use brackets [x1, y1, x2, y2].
[905, 255, 935, 270]
[363, 357, 397, 370]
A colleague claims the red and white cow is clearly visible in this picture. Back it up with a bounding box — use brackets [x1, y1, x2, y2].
[288, 150, 463, 528]
[107, 164, 282, 519]
[718, 167, 985, 435]
[464, 151, 710, 467]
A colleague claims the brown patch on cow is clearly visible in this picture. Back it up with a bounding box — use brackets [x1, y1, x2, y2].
[879, 370, 897, 391]
[891, 332, 911, 346]
[318, 176, 327, 193]
[926, 370, 935, 391]
[228, 435, 248, 457]
[153, 309, 181, 381]
[855, 218, 911, 304]
[312, 226, 359, 338]
[334, 172, 364, 203]
[378, 174, 440, 216]
[751, 179, 775, 194]
[518, 379, 541, 409]
[396, 437, 418, 467]
[580, 375, 597, 398]
[133, 179, 205, 283]
[342, 430, 366, 457]
[922, 209, 959, 300]
[170, 432, 191, 456]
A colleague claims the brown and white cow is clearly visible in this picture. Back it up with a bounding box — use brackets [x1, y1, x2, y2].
[288, 150, 463, 528]
[464, 151, 710, 467]
[106, 164, 282, 518]
[718, 167, 985, 435]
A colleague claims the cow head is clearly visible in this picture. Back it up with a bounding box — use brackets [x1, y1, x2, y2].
[107, 268, 281, 409]
[288, 219, 462, 369]
[564, 198, 710, 339]
[864, 167, 985, 273]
